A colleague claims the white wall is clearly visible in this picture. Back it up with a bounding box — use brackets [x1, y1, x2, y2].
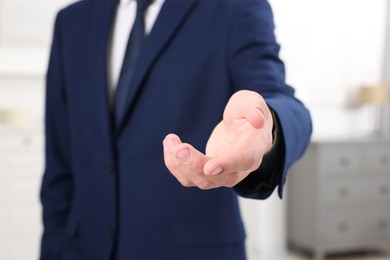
[0, 0, 72, 124]
[270, 0, 387, 139]
[0, 0, 72, 47]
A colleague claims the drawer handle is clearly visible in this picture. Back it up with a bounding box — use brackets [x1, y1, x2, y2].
[339, 187, 349, 198]
[339, 157, 350, 168]
[379, 185, 389, 196]
[338, 222, 349, 233]
[379, 219, 388, 230]
[23, 136, 32, 146]
[380, 156, 389, 166]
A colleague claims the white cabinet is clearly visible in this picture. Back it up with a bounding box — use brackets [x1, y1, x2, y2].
[0, 126, 44, 260]
[287, 140, 390, 260]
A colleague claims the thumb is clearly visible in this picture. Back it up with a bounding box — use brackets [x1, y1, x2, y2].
[163, 134, 209, 173]
[203, 149, 262, 176]
[224, 90, 269, 129]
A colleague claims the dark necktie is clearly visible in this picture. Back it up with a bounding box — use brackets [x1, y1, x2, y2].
[114, 0, 154, 124]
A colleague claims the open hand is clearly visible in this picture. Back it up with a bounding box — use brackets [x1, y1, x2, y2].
[163, 90, 274, 189]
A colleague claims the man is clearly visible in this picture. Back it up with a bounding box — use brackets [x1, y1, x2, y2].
[40, 0, 312, 259]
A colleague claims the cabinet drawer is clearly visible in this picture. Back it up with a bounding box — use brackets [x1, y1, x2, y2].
[323, 177, 390, 204]
[318, 146, 360, 175]
[0, 134, 43, 150]
[365, 146, 390, 173]
[0, 176, 41, 200]
[325, 207, 390, 242]
[0, 236, 40, 260]
[0, 153, 43, 173]
[0, 204, 41, 236]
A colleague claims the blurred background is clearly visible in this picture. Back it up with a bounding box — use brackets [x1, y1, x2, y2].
[0, 0, 389, 259]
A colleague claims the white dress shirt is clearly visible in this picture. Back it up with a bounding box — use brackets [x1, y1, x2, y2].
[108, 0, 165, 104]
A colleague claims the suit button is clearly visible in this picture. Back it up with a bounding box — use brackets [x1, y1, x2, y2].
[106, 164, 115, 175]
[106, 228, 114, 240]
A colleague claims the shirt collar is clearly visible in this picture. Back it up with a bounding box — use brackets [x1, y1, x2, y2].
[119, 0, 133, 5]
[119, 0, 163, 5]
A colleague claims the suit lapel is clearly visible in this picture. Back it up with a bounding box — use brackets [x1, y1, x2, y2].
[90, 0, 117, 144]
[115, 0, 199, 133]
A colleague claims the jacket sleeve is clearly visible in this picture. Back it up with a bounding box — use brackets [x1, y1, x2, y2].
[229, 0, 312, 199]
[40, 10, 73, 259]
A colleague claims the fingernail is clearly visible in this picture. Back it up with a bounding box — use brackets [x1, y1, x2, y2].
[176, 148, 192, 163]
[210, 166, 223, 176]
[164, 138, 175, 152]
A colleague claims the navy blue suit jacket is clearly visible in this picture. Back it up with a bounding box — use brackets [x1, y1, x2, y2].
[40, 0, 312, 259]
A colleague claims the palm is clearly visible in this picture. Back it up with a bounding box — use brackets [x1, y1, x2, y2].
[206, 118, 266, 171]
[207, 118, 256, 151]
[205, 91, 273, 173]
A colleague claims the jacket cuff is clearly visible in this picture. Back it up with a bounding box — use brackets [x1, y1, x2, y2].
[234, 108, 285, 199]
